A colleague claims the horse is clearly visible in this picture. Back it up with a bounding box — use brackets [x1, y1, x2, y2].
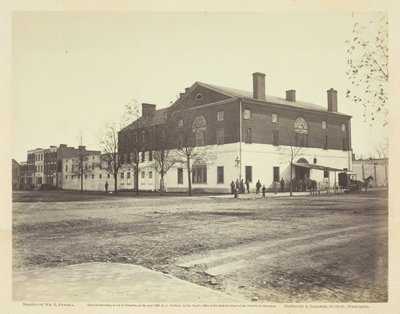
[305, 177, 318, 195]
[350, 175, 374, 193]
[355, 175, 374, 193]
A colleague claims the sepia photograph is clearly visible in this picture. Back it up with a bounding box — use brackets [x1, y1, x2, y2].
[2, 1, 399, 313]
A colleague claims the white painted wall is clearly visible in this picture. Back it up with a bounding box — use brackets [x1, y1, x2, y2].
[162, 143, 351, 193]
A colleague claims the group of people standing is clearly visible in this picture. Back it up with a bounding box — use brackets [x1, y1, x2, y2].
[230, 179, 267, 197]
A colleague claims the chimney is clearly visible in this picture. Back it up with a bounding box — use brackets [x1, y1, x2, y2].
[252, 72, 266, 100]
[179, 93, 184, 98]
[286, 90, 296, 102]
[142, 103, 156, 117]
[59, 144, 67, 148]
[327, 88, 338, 112]
[78, 145, 86, 151]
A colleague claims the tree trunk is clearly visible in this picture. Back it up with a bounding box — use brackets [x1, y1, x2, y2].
[80, 169, 83, 192]
[135, 166, 139, 195]
[160, 173, 165, 196]
[187, 157, 192, 196]
[114, 172, 118, 193]
[290, 162, 293, 197]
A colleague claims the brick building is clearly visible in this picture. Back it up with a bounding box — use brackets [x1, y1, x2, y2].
[119, 72, 353, 193]
[20, 144, 101, 190]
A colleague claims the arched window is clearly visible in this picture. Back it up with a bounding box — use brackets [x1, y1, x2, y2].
[294, 117, 309, 147]
[192, 115, 207, 146]
[294, 117, 309, 134]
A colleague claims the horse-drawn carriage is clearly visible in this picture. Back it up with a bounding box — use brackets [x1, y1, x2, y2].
[338, 171, 373, 193]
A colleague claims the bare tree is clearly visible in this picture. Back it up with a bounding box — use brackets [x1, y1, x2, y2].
[151, 125, 177, 195]
[374, 137, 388, 159]
[99, 100, 138, 193]
[345, 14, 388, 126]
[119, 102, 146, 195]
[169, 113, 215, 196]
[277, 133, 306, 196]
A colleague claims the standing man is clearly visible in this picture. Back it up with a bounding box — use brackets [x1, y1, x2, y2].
[105, 181, 109, 194]
[256, 180, 261, 194]
[280, 178, 285, 192]
[240, 179, 245, 194]
[262, 185, 266, 198]
[245, 179, 250, 193]
[235, 179, 240, 192]
[230, 181, 235, 194]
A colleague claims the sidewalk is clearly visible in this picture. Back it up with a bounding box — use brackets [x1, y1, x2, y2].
[13, 262, 245, 303]
[212, 191, 313, 199]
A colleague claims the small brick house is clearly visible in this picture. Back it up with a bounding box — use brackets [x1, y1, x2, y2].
[119, 73, 352, 193]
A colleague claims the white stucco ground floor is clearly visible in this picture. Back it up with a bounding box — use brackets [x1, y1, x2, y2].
[58, 143, 352, 193]
[163, 143, 352, 193]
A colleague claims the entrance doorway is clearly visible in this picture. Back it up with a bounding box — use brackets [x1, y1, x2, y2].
[295, 158, 310, 180]
[294, 158, 309, 192]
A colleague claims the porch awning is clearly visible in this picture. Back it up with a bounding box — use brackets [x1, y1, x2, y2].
[293, 163, 344, 172]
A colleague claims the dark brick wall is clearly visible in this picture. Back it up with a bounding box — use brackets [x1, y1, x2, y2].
[241, 100, 351, 150]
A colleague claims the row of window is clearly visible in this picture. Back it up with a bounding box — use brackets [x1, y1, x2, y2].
[64, 171, 154, 180]
[35, 165, 43, 172]
[35, 154, 44, 161]
[243, 109, 347, 131]
[177, 165, 331, 186]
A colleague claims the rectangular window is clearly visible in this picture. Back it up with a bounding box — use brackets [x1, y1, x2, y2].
[149, 171, 153, 179]
[217, 166, 224, 184]
[84, 174, 87, 179]
[92, 174, 94, 179]
[341, 123, 346, 132]
[141, 151, 145, 162]
[178, 120, 183, 127]
[217, 128, 224, 145]
[217, 111, 224, 121]
[195, 131, 204, 146]
[192, 166, 207, 184]
[295, 133, 308, 147]
[142, 131, 146, 143]
[121, 172, 124, 179]
[273, 167, 280, 182]
[243, 109, 251, 120]
[92, 164, 94, 170]
[65, 164, 68, 172]
[127, 172, 131, 179]
[272, 113, 279, 123]
[324, 170, 329, 178]
[273, 130, 279, 146]
[245, 166, 252, 183]
[65, 175, 67, 180]
[141, 171, 145, 179]
[107, 173, 110, 179]
[99, 174, 102, 179]
[148, 150, 153, 161]
[245, 128, 252, 143]
[71, 175, 74, 180]
[177, 168, 183, 184]
[323, 135, 328, 150]
[322, 121, 327, 129]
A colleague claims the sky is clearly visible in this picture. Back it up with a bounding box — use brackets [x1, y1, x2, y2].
[11, 11, 388, 162]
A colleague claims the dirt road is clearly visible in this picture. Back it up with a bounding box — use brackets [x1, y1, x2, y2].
[12, 190, 387, 302]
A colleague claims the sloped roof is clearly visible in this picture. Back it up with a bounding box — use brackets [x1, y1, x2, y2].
[122, 107, 169, 131]
[198, 82, 349, 115]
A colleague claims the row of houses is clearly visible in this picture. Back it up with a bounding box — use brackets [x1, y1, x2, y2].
[12, 72, 388, 193]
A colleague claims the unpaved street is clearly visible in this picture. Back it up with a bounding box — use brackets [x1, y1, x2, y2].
[12, 190, 387, 302]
